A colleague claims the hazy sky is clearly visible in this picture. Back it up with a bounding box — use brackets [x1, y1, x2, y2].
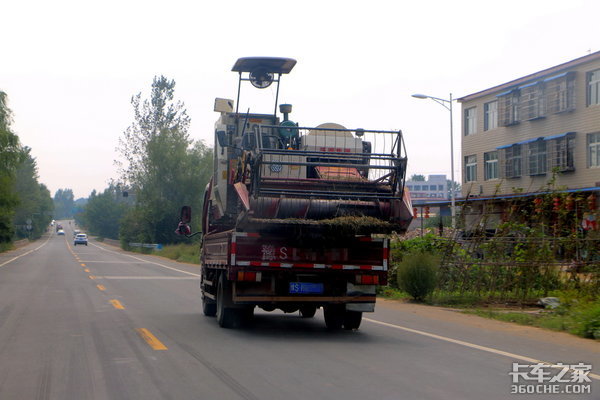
[3, 0, 599, 199]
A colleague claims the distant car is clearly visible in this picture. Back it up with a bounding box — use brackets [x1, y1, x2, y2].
[73, 229, 81, 237]
[74, 233, 88, 246]
[57, 229, 65, 236]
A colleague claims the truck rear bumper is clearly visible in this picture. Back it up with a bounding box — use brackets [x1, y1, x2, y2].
[232, 294, 376, 303]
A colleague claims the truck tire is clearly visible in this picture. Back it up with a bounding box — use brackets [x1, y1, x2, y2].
[299, 305, 317, 318]
[323, 305, 344, 330]
[216, 274, 240, 328]
[202, 296, 217, 317]
[343, 310, 362, 330]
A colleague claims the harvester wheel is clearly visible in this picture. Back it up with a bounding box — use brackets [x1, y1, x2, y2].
[216, 274, 240, 328]
[323, 305, 344, 330]
[343, 310, 362, 330]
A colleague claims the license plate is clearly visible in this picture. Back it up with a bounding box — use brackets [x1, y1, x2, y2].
[289, 282, 324, 294]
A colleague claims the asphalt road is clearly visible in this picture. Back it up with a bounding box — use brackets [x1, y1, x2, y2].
[0, 224, 598, 400]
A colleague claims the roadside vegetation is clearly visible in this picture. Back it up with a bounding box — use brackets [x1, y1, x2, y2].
[123, 242, 201, 265]
[155, 243, 200, 264]
[0, 91, 54, 250]
[387, 189, 600, 340]
[75, 76, 212, 248]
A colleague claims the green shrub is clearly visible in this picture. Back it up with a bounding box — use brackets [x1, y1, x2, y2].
[396, 250, 440, 301]
[570, 302, 600, 339]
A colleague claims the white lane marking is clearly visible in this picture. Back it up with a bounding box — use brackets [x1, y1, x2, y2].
[89, 242, 200, 277]
[364, 317, 600, 381]
[0, 234, 53, 268]
[100, 276, 199, 280]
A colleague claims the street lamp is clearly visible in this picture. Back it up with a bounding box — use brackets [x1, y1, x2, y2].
[411, 93, 456, 229]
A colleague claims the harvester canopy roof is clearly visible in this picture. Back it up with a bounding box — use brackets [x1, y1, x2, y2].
[232, 57, 297, 74]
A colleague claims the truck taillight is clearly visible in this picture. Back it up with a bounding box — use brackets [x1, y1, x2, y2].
[356, 275, 379, 285]
[237, 271, 262, 282]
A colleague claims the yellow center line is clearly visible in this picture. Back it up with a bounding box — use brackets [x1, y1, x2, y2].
[81, 263, 86, 266]
[89, 275, 96, 280]
[110, 299, 125, 310]
[96, 284, 106, 291]
[84, 268, 90, 273]
[136, 328, 168, 350]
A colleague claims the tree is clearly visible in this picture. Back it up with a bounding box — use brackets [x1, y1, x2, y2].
[53, 188, 75, 219]
[80, 185, 127, 239]
[13, 147, 53, 239]
[116, 75, 191, 186]
[0, 90, 24, 243]
[410, 174, 425, 181]
[116, 76, 212, 245]
[447, 179, 461, 199]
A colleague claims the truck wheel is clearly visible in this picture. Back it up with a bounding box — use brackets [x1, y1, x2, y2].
[216, 274, 239, 328]
[202, 296, 217, 317]
[343, 310, 362, 330]
[323, 305, 344, 330]
[299, 305, 317, 318]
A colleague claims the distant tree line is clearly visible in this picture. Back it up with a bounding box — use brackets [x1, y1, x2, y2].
[53, 188, 75, 219]
[78, 76, 212, 246]
[0, 90, 53, 246]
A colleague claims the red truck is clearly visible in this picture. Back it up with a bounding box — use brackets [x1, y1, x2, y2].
[177, 57, 413, 329]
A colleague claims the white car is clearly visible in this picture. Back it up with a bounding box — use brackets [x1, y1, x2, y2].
[74, 233, 88, 246]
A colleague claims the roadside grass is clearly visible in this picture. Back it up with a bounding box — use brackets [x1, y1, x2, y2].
[464, 309, 570, 331]
[378, 286, 600, 340]
[157, 243, 200, 264]
[126, 243, 200, 263]
[0, 242, 14, 253]
[153, 243, 200, 264]
[464, 300, 600, 340]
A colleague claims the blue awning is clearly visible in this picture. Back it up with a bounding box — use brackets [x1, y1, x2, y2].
[496, 143, 514, 149]
[544, 132, 575, 141]
[496, 89, 517, 97]
[544, 72, 569, 82]
[416, 187, 600, 207]
[519, 81, 539, 89]
[516, 137, 543, 145]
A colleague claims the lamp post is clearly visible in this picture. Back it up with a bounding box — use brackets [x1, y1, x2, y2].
[412, 93, 456, 229]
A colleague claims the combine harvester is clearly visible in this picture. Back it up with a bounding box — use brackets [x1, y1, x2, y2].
[177, 57, 413, 329]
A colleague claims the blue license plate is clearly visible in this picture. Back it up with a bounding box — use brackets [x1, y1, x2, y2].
[289, 282, 324, 294]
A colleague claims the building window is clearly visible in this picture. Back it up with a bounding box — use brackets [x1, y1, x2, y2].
[414, 185, 421, 191]
[438, 185, 444, 191]
[589, 132, 600, 168]
[546, 72, 575, 114]
[464, 107, 477, 136]
[465, 155, 477, 182]
[587, 69, 600, 106]
[484, 151, 498, 180]
[527, 140, 547, 176]
[548, 133, 576, 172]
[504, 145, 522, 178]
[429, 185, 436, 191]
[484, 101, 498, 131]
[498, 90, 519, 126]
[520, 82, 546, 120]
